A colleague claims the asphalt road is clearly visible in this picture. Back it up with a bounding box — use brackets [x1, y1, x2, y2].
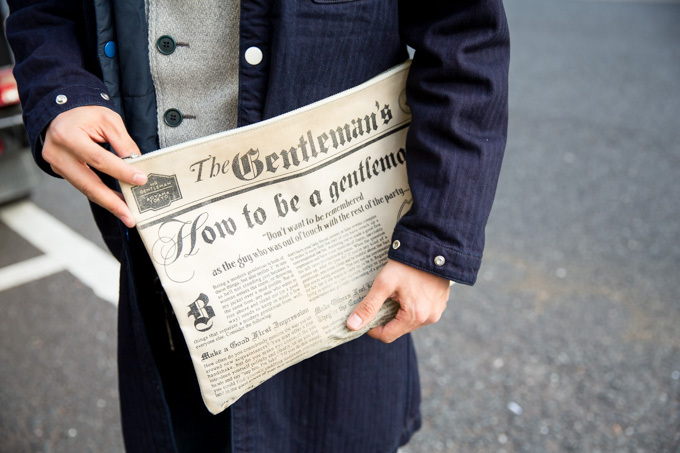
[1, 0, 679, 451]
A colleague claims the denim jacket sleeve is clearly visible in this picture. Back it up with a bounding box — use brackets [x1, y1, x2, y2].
[391, 0, 510, 285]
[6, 0, 115, 176]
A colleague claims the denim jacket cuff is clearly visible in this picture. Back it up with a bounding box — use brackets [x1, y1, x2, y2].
[24, 84, 116, 177]
[387, 227, 482, 285]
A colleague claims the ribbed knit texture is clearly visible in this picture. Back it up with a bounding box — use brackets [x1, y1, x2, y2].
[146, 0, 240, 148]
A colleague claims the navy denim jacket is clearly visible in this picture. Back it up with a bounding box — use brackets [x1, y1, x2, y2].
[7, 1, 509, 451]
[7, 0, 509, 286]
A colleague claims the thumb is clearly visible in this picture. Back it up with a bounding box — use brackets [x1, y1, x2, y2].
[346, 279, 392, 331]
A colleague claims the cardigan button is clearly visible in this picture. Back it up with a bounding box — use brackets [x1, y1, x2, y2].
[245, 46, 263, 66]
[157, 35, 177, 55]
[163, 108, 183, 127]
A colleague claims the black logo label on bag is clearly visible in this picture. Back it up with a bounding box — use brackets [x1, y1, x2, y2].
[132, 173, 182, 212]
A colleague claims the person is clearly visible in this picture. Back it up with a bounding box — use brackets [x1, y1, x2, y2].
[6, 1, 509, 452]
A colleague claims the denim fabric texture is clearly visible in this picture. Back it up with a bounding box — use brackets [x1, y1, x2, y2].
[6, 0, 509, 451]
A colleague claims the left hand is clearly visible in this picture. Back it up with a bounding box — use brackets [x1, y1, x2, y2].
[346, 259, 450, 343]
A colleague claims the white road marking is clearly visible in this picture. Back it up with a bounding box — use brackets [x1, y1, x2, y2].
[0, 255, 65, 293]
[0, 201, 119, 305]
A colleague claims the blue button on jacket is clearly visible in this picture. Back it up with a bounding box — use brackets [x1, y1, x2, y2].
[7, 1, 509, 452]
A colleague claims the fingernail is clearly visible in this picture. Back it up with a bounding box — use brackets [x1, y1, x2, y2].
[132, 173, 147, 185]
[347, 314, 362, 330]
[121, 215, 133, 228]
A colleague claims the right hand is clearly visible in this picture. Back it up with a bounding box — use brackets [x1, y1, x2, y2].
[43, 105, 148, 228]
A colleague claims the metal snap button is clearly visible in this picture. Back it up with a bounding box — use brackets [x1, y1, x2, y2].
[392, 240, 401, 250]
[100, 93, 110, 101]
[434, 255, 446, 267]
[55, 94, 68, 105]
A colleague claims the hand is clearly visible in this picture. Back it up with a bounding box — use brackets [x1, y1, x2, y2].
[346, 259, 450, 343]
[43, 106, 147, 228]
